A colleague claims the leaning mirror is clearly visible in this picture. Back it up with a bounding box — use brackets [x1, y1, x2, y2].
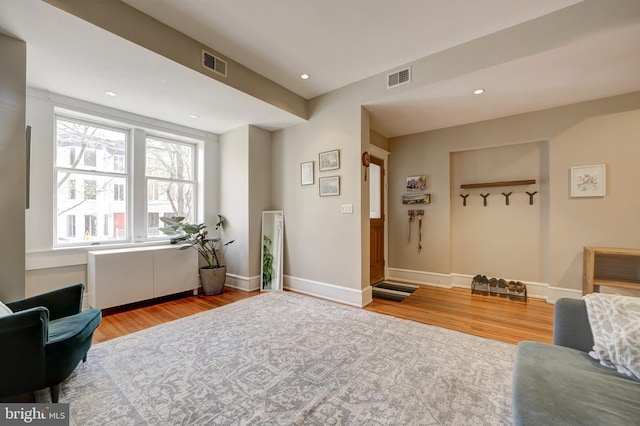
[261, 211, 284, 291]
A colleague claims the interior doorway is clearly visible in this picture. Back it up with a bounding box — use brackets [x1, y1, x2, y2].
[369, 155, 385, 285]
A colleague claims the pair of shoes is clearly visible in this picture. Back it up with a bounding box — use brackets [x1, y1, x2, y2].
[507, 281, 526, 293]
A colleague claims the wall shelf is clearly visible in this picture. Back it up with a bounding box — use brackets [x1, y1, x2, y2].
[460, 179, 536, 189]
[583, 246, 640, 295]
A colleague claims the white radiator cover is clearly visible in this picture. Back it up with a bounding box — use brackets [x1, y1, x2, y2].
[88, 245, 199, 309]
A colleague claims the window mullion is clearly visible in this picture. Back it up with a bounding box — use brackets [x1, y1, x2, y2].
[132, 129, 147, 242]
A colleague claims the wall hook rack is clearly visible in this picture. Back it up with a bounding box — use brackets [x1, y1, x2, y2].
[407, 210, 415, 242]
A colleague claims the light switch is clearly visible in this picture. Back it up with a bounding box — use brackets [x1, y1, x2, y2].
[341, 203, 353, 214]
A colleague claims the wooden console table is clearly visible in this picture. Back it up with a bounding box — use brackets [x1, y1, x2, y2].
[583, 246, 640, 295]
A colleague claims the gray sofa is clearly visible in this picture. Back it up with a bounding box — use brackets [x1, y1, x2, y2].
[512, 298, 640, 425]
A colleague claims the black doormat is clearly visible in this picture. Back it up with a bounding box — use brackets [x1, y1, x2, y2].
[372, 282, 419, 302]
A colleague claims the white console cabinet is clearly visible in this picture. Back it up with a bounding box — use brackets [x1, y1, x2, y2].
[88, 245, 198, 309]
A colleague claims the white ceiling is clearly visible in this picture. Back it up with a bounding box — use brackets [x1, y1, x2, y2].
[2, 0, 640, 137]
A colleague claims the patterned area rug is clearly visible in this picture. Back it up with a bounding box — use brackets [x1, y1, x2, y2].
[40, 292, 516, 425]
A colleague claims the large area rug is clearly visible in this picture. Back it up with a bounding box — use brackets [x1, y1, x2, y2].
[42, 292, 516, 425]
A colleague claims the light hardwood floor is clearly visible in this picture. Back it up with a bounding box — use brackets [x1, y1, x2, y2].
[94, 285, 554, 345]
[365, 285, 554, 344]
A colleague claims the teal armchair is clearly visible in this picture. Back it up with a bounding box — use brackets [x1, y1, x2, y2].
[0, 283, 102, 402]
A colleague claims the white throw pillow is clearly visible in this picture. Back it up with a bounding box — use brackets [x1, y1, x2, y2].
[0, 301, 13, 318]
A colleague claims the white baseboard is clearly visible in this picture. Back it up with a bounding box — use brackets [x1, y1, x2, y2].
[225, 273, 260, 292]
[386, 268, 451, 288]
[284, 275, 372, 308]
[547, 286, 582, 302]
[389, 269, 582, 304]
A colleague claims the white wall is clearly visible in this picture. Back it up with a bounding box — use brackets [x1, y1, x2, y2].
[0, 33, 26, 301]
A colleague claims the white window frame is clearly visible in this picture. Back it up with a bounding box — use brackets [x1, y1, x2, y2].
[53, 111, 202, 248]
[145, 134, 198, 238]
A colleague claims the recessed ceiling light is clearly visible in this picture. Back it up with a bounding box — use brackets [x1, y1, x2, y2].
[473, 88, 485, 95]
[300, 73, 310, 80]
[105, 90, 117, 97]
[189, 114, 199, 119]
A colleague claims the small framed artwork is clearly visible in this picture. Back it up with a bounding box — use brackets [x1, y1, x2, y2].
[571, 164, 606, 197]
[319, 149, 340, 171]
[406, 175, 427, 191]
[402, 193, 431, 204]
[319, 176, 340, 197]
[301, 161, 314, 185]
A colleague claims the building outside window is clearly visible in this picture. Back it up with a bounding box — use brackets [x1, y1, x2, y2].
[146, 136, 196, 238]
[68, 179, 76, 200]
[54, 113, 201, 246]
[66, 215, 76, 238]
[55, 116, 128, 245]
[84, 180, 97, 200]
[84, 214, 97, 237]
[114, 183, 124, 201]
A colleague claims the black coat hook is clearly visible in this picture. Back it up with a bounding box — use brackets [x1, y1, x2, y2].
[502, 192, 512, 206]
[480, 193, 490, 207]
[526, 191, 538, 205]
[460, 194, 469, 207]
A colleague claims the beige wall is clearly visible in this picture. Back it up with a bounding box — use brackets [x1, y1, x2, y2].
[220, 126, 250, 278]
[450, 142, 544, 282]
[248, 126, 272, 278]
[0, 33, 26, 301]
[273, 86, 367, 304]
[549, 109, 640, 290]
[370, 129, 389, 151]
[388, 92, 640, 296]
[220, 125, 272, 289]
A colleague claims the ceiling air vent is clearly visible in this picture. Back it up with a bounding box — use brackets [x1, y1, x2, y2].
[202, 49, 227, 77]
[387, 67, 411, 89]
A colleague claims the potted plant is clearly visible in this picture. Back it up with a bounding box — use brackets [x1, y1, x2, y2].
[160, 215, 234, 295]
[262, 235, 274, 290]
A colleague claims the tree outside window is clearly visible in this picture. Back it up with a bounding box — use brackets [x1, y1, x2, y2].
[55, 117, 127, 245]
[54, 115, 200, 246]
[146, 136, 196, 237]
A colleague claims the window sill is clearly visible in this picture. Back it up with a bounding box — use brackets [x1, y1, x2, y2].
[26, 241, 173, 270]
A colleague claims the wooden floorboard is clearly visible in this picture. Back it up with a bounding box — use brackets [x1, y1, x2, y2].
[92, 288, 259, 344]
[94, 284, 554, 345]
[365, 285, 554, 344]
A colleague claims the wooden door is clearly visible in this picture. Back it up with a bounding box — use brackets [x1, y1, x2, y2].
[370, 156, 385, 284]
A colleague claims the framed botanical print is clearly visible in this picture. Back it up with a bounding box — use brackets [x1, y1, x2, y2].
[571, 164, 606, 197]
[301, 161, 314, 185]
[319, 176, 340, 196]
[319, 149, 340, 172]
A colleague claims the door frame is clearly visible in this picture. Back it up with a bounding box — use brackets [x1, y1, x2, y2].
[369, 145, 389, 283]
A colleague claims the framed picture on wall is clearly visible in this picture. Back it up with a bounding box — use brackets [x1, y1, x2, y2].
[402, 193, 431, 204]
[319, 149, 340, 171]
[570, 164, 606, 197]
[301, 161, 314, 185]
[406, 175, 427, 191]
[319, 176, 340, 196]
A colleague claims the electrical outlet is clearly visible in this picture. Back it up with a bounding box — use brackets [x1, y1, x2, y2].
[341, 204, 353, 214]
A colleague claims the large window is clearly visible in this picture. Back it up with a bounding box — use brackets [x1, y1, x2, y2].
[54, 114, 201, 246]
